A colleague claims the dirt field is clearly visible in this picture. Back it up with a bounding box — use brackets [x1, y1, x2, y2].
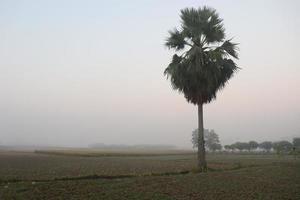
[0, 150, 299, 199]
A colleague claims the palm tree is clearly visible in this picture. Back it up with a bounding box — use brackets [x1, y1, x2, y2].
[164, 6, 239, 172]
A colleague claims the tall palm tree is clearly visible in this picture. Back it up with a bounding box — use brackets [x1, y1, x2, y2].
[164, 6, 239, 172]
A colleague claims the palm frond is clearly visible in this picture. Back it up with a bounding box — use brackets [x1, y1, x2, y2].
[219, 40, 239, 59]
[164, 6, 240, 105]
[165, 28, 186, 51]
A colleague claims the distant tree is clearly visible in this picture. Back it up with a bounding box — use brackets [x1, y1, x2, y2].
[210, 143, 222, 152]
[248, 141, 259, 151]
[231, 142, 242, 151]
[244, 142, 251, 151]
[191, 129, 198, 149]
[224, 145, 232, 151]
[273, 141, 293, 153]
[164, 6, 239, 171]
[205, 129, 222, 152]
[231, 142, 249, 152]
[293, 137, 300, 150]
[192, 129, 222, 152]
[259, 141, 273, 152]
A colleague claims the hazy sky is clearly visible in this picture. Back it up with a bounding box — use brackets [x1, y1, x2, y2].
[1, 0, 299, 148]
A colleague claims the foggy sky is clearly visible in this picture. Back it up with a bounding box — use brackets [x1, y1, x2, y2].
[0, 0, 299, 148]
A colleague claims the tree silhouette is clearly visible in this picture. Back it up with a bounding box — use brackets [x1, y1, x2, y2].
[192, 129, 222, 151]
[164, 6, 239, 171]
[293, 138, 300, 150]
[259, 141, 273, 152]
[248, 141, 259, 151]
[273, 141, 293, 154]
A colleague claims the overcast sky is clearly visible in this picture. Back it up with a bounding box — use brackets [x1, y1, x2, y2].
[0, 0, 299, 148]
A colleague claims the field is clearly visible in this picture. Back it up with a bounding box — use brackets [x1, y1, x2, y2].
[0, 150, 299, 200]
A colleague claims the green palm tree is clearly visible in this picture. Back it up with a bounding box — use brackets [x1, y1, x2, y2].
[164, 6, 239, 172]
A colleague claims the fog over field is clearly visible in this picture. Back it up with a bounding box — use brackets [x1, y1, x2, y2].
[0, 0, 299, 148]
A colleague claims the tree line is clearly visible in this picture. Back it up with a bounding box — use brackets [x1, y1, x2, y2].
[192, 129, 300, 154]
[225, 139, 300, 153]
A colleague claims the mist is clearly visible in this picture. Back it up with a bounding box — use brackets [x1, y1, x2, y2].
[0, 0, 299, 148]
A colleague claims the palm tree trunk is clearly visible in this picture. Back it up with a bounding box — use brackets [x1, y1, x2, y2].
[197, 103, 207, 172]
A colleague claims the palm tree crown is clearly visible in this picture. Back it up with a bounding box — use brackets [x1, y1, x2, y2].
[164, 6, 239, 104]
